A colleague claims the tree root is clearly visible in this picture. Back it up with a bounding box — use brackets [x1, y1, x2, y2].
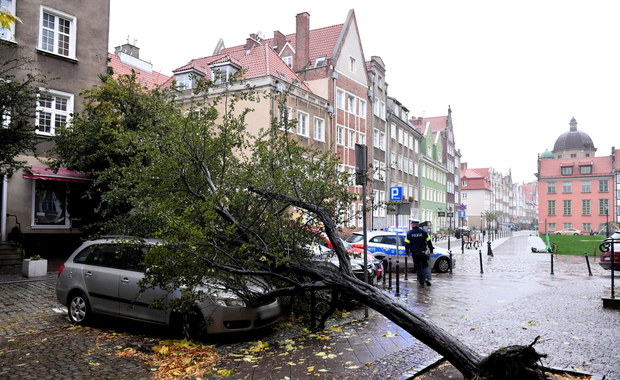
[475, 336, 548, 380]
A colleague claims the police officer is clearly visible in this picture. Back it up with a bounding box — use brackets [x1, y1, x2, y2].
[405, 219, 434, 287]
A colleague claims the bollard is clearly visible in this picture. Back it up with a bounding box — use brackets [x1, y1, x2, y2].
[404, 255, 408, 280]
[550, 252, 554, 275]
[487, 240, 494, 256]
[461, 238, 464, 254]
[449, 251, 453, 274]
[584, 251, 592, 276]
[388, 257, 393, 290]
[478, 249, 484, 273]
[395, 256, 400, 297]
[382, 259, 387, 286]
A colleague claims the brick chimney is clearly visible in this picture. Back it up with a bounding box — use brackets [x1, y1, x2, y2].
[295, 12, 310, 72]
[273, 30, 286, 53]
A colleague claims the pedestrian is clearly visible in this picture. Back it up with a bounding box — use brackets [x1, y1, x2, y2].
[405, 219, 434, 288]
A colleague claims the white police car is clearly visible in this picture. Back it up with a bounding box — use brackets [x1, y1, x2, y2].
[345, 231, 455, 273]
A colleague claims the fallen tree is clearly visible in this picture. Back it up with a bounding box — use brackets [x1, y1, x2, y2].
[52, 77, 550, 379]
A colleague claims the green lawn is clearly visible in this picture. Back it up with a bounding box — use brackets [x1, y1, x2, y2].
[545, 234, 606, 256]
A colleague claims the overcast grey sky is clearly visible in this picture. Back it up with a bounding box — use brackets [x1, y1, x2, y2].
[109, 0, 619, 183]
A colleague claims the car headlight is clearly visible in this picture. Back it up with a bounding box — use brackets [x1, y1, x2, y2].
[211, 297, 246, 307]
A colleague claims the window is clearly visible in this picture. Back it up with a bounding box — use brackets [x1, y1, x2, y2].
[295, 111, 309, 137]
[373, 160, 380, 180]
[547, 182, 555, 194]
[175, 73, 195, 89]
[581, 180, 591, 193]
[599, 180, 609, 192]
[563, 223, 572, 230]
[282, 53, 292, 68]
[336, 89, 345, 109]
[582, 199, 591, 216]
[278, 106, 293, 131]
[314, 56, 325, 67]
[548, 200, 556, 216]
[563, 200, 572, 216]
[336, 125, 344, 146]
[32, 180, 69, 227]
[313, 117, 325, 141]
[347, 96, 356, 114]
[36, 89, 73, 136]
[582, 223, 591, 233]
[580, 165, 592, 175]
[349, 56, 356, 73]
[599, 199, 609, 215]
[358, 133, 365, 145]
[373, 128, 380, 148]
[561, 166, 573, 176]
[39, 7, 77, 59]
[348, 130, 356, 148]
[562, 181, 572, 193]
[358, 99, 366, 118]
[548, 223, 556, 232]
[0, 0, 16, 41]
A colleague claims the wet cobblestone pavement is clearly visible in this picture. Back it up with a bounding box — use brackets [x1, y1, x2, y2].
[0, 232, 618, 379]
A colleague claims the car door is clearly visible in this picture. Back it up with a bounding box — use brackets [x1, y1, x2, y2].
[117, 245, 168, 323]
[367, 234, 407, 257]
[81, 244, 123, 315]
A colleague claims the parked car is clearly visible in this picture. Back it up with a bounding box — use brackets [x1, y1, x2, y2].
[311, 230, 383, 280]
[56, 237, 280, 339]
[308, 242, 378, 285]
[345, 231, 455, 273]
[555, 228, 582, 235]
[599, 232, 620, 271]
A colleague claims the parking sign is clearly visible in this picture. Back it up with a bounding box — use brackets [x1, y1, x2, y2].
[389, 186, 402, 201]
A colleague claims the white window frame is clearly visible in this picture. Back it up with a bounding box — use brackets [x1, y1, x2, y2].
[313, 117, 325, 142]
[349, 56, 356, 73]
[336, 125, 344, 146]
[336, 89, 345, 109]
[282, 53, 292, 68]
[0, 0, 16, 41]
[36, 88, 73, 136]
[314, 56, 326, 67]
[347, 95, 356, 115]
[358, 99, 366, 118]
[348, 130, 356, 148]
[175, 73, 194, 89]
[358, 132, 365, 145]
[296, 111, 309, 137]
[38, 6, 77, 59]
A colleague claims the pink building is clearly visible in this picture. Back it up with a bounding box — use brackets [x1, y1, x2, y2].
[537, 118, 617, 235]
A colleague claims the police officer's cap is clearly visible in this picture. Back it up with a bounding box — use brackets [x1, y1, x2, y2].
[411, 219, 420, 224]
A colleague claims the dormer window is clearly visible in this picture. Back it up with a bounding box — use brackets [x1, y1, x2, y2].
[315, 56, 326, 67]
[174, 69, 204, 90]
[561, 166, 573, 176]
[282, 52, 293, 68]
[209, 61, 241, 84]
[579, 165, 592, 175]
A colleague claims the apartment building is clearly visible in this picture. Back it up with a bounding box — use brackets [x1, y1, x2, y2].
[0, 0, 110, 255]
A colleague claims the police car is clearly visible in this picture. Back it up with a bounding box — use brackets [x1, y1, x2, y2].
[345, 230, 455, 273]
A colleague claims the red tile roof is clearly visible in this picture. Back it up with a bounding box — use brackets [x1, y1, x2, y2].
[539, 156, 613, 178]
[108, 53, 170, 90]
[425, 116, 447, 133]
[172, 44, 310, 91]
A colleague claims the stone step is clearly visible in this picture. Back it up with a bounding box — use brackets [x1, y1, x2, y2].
[0, 244, 23, 266]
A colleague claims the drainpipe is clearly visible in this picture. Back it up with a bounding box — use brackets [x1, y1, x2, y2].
[1, 175, 7, 243]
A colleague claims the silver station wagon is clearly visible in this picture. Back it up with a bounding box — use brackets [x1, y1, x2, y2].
[56, 237, 280, 339]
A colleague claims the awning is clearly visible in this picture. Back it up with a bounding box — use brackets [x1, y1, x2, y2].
[23, 166, 93, 183]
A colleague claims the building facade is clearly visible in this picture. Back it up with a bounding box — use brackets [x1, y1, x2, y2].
[0, 0, 110, 255]
[537, 118, 617, 235]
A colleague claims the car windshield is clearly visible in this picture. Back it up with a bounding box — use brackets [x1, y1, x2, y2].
[345, 234, 364, 244]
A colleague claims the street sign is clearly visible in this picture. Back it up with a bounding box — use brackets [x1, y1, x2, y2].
[458, 210, 466, 218]
[389, 186, 402, 201]
[447, 212, 454, 217]
[458, 204, 467, 211]
[438, 211, 446, 217]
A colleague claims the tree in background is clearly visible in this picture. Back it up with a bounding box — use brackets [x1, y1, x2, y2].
[0, 43, 44, 177]
[53, 74, 549, 380]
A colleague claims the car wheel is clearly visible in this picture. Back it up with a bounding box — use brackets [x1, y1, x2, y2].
[180, 307, 206, 341]
[68, 291, 90, 324]
[574, 233, 579, 236]
[555, 232, 561, 235]
[434, 257, 450, 273]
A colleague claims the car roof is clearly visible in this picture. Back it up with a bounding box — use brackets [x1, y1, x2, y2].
[82, 236, 162, 245]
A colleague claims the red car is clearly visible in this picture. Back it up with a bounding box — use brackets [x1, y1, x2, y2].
[599, 232, 620, 271]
